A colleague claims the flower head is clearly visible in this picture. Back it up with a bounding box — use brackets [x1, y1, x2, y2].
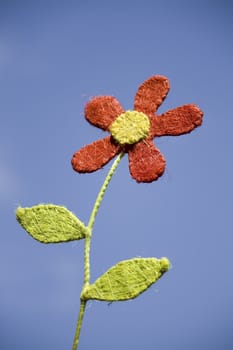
[71, 75, 203, 183]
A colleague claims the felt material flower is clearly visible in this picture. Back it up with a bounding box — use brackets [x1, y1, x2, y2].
[72, 75, 203, 182]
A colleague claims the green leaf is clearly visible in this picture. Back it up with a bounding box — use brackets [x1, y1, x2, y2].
[81, 257, 170, 301]
[16, 204, 88, 243]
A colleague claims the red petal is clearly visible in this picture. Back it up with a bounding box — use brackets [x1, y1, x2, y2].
[151, 104, 203, 137]
[128, 141, 166, 183]
[71, 136, 121, 173]
[134, 76, 170, 116]
[85, 96, 124, 131]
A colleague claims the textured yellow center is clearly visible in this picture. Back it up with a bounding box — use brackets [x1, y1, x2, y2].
[109, 110, 150, 145]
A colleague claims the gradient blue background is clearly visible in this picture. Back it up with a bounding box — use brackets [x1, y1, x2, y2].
[1, 1, 233, 349]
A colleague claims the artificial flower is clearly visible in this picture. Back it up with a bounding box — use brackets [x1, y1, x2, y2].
[72, 75, 203, 182]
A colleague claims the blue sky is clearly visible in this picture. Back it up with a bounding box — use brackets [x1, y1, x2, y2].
[1, 1, 233, 349]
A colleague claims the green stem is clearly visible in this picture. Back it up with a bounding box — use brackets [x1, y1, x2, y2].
[71, 152, 124, 350]
[87, 152, 125, 232]
[71, 300, 86, 350]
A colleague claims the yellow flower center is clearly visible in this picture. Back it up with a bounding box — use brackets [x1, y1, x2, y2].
[109, 110, 150, 145]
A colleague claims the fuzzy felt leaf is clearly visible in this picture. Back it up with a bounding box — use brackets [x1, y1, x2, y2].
[81, 257, 170, 301]
[16, 204, 88, 243]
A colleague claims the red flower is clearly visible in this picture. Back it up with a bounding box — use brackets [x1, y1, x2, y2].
[71, 75, 203, 183]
